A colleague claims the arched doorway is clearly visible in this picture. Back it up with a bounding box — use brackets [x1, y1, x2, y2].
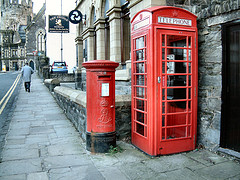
[29, 61, 34, 70]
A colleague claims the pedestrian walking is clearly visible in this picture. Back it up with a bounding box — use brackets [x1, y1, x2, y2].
[21, 62, 34, 92]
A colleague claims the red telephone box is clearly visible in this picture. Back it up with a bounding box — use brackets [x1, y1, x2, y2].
[131, 6, 198, 156]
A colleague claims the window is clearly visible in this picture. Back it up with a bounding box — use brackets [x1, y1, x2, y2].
[37, 31, 45, 52]
[21, 49, 24, 57]
[12, 49, 18, 57]
[5, 50, 8, 58]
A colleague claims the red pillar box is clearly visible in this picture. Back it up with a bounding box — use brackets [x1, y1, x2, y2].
[82, 60, 119, 153]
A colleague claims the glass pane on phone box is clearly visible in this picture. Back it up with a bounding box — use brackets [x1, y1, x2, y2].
[167, 35, 187, 47]
[188, 50, 192, 61]
[136, 123, 145, 136]
[188, 75, 191, 86]
[162, 102, 165, 113]
[167, 127, 186, 139]
[136, 62, 145, 73]
[136, 87, 145, 98]
[136, 75, 145, 85]
[162, 62, 165, 73]
[175, 62, 187, 73]
[136, 99, 145, 111]
[136, 111, 144, 123]
[136, 50, 144, 61]
[162, 115, 165, 127]
[167, 75, 186, 87]
[170, 49, 184, 60]
[162, 48, 165, 60]
[167, 88, 186, 100]
[162, 34, 165, 46]
[188, 37, 191, 47]
[136, 37, 145, 49]
[188, 62, 191, 73]
[162, 89, 165, 100]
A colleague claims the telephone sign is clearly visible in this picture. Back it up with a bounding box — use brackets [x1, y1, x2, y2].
[158, 16, 192, 26]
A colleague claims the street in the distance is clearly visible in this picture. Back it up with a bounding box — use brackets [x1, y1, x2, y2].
[0, 72, 22, 157]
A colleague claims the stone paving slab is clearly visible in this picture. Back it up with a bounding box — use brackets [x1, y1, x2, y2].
[194, 161, 240, 179]
[27, 172, 48, 180]
[1, 74, 240, 180]
[143, 153, 206, 172]
[154, 168, 207, 180]
[43, 154, 92, 170]
[47, 143, 86, 156]
[184, 149, 229, 166]
[1, 148, 39, 161]
[0, 174, 26, 180]
[0, 158, 42, 176]
[48, 164, 105, 180]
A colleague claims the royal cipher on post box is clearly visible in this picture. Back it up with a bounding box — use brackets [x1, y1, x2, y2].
[131, 6, 198, 156]
[82, 60, 119, 153]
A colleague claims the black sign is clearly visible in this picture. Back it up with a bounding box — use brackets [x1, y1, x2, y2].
[49, 15, 69, 33]
[69, 10, 82, 24]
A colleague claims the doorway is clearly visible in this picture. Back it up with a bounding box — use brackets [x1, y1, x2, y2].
[157, 29, 197, 154]
[221, 23, 240, 152]
[30, 61, 34, 70]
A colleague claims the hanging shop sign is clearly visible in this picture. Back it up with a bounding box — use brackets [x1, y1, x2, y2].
[69, 10, 82, 24]
[49, 15, 69, 33]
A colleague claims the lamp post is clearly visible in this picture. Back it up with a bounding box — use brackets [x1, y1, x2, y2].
[61, 0, 63, 62]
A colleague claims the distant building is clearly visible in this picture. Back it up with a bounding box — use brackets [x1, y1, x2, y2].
[0, 0, 33, 71]
[25, 3, 46, 70]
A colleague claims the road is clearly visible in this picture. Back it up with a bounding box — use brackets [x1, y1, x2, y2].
[0, 71, 22, 157]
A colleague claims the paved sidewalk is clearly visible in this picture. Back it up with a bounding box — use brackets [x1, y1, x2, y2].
[0, 74, 240, 180]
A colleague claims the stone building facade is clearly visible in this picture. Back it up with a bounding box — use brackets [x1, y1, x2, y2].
[0, 0, 33, 71]
[25, 3, 46, 71]
[74, 0, 240, 154]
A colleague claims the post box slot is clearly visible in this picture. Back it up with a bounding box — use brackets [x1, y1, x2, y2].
[98, 75, 111, 81]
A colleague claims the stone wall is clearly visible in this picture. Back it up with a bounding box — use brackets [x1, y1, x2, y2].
[197, 20, 222, 149]
[53, 86, 131, 141]
[185, 0, 240, 149]
[50, 73, 75, 83]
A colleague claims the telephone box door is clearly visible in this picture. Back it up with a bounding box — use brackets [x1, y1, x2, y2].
[157, 29, 197, 155]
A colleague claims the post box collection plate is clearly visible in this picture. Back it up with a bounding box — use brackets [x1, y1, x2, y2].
[101, 83, 110, 96]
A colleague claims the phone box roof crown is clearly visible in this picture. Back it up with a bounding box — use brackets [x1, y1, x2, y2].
[131, 6, 197, 32]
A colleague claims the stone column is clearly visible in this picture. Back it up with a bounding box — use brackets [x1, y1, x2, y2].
[87, 28, 95, 61]
[75, 36, 83, 68]
[82, 27, 95, 62]
[75, 36, 84, 90]
[106, 6, 122, 64]
[94, 18, 106, 60]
